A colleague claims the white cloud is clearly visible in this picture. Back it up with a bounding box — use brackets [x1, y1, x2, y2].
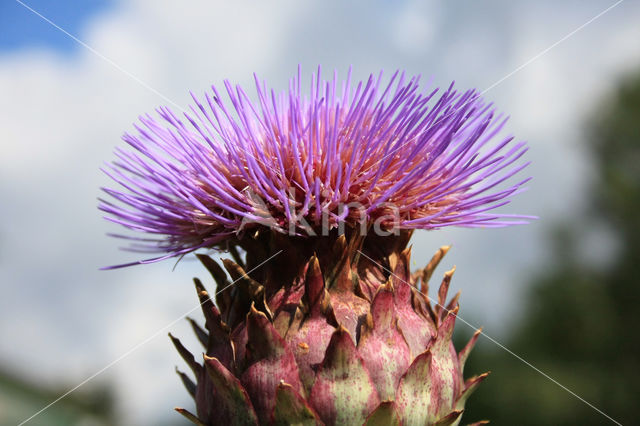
[392, 0, 440, 54]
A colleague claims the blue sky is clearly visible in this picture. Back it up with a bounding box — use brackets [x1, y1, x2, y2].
[1, 0, 111, 53]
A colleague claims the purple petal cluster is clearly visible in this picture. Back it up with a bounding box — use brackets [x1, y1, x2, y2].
[100, 67, 531, 266]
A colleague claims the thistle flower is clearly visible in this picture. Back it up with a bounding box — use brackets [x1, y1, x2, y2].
[101, 67, 531, 425]
[100, 67, 530, 267]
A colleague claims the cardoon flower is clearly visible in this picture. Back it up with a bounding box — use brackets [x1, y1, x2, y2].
[101, 67, 530, 425]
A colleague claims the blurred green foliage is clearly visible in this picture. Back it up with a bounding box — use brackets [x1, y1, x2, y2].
[0, 367, 115, 426]
[463, 71, 640, 425]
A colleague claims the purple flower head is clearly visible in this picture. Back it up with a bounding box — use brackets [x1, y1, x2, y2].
[100, 67, 532, 267]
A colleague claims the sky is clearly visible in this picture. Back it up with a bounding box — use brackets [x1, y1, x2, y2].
[1, 0, 640, 424]
[0, 0, 111, 52]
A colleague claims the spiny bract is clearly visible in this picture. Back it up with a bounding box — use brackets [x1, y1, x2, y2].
[171, 232, 488, 426]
